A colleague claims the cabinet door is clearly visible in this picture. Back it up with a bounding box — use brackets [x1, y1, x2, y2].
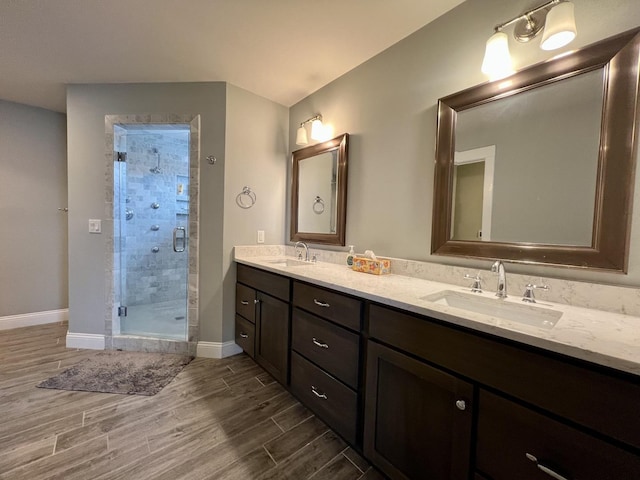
[476, 389, 640, 480]
[255, 292, 290, 385]
[364, 340, 473, 480]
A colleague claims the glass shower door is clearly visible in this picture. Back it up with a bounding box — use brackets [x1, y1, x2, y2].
[114, 125, 190, 341]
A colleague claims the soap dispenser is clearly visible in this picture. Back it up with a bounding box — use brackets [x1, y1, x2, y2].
[346, 245, 355, 267]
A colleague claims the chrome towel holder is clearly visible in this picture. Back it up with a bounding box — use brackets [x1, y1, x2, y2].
[313, 196, 325, 214]
[236, 186, 256, 209]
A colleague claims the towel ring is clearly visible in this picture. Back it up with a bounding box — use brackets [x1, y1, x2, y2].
[236, 186, 256, 209]
[313, 196, 325, 214]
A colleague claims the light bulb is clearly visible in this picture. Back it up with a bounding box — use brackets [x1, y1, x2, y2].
[481, 31, 514, 80]
[540, 1, 577, 51]
[296, 125, 308, 146]
[310, 119, 324, 141]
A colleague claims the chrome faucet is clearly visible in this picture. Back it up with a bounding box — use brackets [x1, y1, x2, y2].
[491, 260, 507, 299]
[294, 241, 309, 261]
[522, 283, 549, 303]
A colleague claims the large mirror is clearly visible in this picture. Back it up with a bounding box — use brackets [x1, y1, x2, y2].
[291, 133, 349, 245]
[432, 28, 640, 272]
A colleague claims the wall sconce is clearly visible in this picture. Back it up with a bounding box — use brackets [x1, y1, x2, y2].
[296, 114, 324, 146]
[481, 0, 577, 80]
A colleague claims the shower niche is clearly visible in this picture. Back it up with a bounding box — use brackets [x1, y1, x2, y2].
[112, 123, 191, 342]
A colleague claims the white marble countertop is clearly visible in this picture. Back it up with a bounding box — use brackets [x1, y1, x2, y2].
[235, 252, 640, 377]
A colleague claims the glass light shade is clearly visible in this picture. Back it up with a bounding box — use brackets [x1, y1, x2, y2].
[540, 1, 576, 51]
[310, 119, 324, 140]
[481, 31, 514, 80]
[296, 125, 308, 145]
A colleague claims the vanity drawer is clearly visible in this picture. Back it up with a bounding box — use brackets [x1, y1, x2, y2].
[237, 264, 290, 302]
[292, 308, 360, 389]
[290, 351, 358, 445]
[293, 282, 362, 332]
[235, 283, 256, 323]
[235, 315, 255, 358]
[476, 389, 640, 480]
[369, 303, 640, 450]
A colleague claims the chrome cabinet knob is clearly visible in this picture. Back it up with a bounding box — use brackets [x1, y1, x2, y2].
[455, 400, 466, 411]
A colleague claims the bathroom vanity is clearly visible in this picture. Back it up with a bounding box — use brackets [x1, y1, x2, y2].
[234, 251, 640, 480]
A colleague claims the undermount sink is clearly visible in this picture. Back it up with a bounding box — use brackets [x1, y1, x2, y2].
[422, 290, 562, 329]
[268, 258, 312, 267]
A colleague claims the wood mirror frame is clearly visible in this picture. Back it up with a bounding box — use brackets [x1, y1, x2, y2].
[291, 133, 349, 245]
[432, 28, 640, 272]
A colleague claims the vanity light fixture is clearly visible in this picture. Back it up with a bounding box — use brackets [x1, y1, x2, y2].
[295, 114, 324, 146]
[481, 0, 577, 80]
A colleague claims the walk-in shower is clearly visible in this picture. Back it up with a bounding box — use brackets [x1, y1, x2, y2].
[113, 124, 190, 341]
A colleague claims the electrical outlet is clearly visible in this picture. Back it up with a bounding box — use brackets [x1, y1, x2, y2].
[257, 230, 265, 244]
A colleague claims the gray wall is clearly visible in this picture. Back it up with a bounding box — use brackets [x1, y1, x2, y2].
[67, 83, 226, 338]
[223, 84, 288, 342]
[289, 0, 640, 286]
[0, 100, 68, 317]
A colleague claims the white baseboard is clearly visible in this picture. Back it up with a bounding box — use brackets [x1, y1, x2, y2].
[66, 332, 105, 350]
[0, 308, 68, 331]
[197, 341, 243, 359]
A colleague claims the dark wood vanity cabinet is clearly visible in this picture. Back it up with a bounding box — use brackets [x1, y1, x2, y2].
[366, 303, 640, 480]
[235, 263, 640, 480]
[255, 291, 290, 384]
[234, 283, 257, 358]
[476, 389, 640, 480]
[363, 340, 473, 480]
[290, 281, 363, 445]
[236, 264, 291, 384]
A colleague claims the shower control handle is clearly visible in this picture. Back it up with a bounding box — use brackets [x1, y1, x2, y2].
[173, 227, 186, 252]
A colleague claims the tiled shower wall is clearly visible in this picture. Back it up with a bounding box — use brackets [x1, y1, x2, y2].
[116, 129, 190, 307]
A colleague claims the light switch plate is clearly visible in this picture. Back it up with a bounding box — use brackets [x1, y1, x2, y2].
[89, 219, 102, 234]
[257, 230, 265, 244]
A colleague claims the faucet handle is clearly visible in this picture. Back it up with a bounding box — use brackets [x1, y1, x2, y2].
[522, 283, 549, 303]
[464, 272, 483, 293]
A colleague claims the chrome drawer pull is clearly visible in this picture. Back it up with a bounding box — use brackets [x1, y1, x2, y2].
[311, 386, 327, 400]
[254, 299, 260, 304]
[312, 338, 329, 349]
[526, 453, 569, 480]
[239, 332, 249, 338]
[313, 299, 330, 308]
[240, 300, 249, 305]
[455, 400, 466, 411]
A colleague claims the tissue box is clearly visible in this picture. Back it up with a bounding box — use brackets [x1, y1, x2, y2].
[352, 256, 391, 275]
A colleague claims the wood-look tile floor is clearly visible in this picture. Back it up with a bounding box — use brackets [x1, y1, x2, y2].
[0, 322, 384, 480]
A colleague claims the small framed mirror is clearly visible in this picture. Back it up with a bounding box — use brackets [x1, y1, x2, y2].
[291, 133, 349, 245]
[432, 28, 640, 272]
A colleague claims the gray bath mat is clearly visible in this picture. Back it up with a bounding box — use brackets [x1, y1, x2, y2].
[37, 351, 193, 396]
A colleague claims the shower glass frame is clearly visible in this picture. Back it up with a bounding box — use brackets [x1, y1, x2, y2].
[104, 114, 201, 355]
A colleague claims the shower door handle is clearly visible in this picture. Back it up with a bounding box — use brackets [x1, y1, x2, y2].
[173, 227, 186, 252]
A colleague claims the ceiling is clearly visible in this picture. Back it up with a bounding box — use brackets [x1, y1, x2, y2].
[0, 0, 465, 113]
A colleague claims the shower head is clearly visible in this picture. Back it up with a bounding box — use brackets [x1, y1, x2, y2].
[149, 166, 162, 174]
